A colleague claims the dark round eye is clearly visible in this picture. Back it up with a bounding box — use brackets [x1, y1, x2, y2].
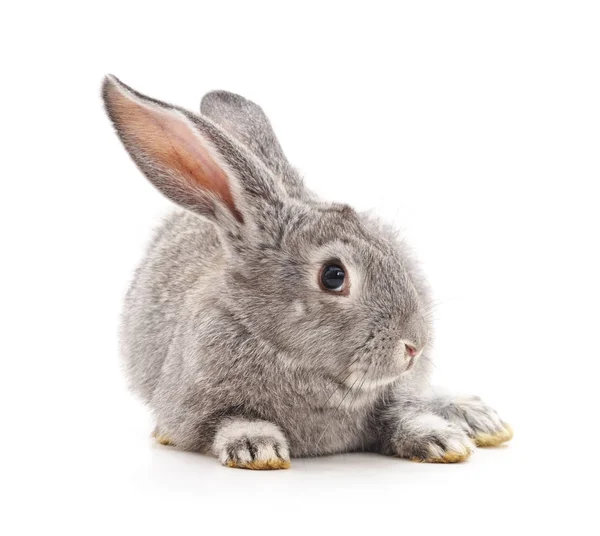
[320, 264, 346, 292]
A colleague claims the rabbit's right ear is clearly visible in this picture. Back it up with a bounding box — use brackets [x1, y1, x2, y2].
[102, 76, 286, 234]
[201, 91, 307, 200]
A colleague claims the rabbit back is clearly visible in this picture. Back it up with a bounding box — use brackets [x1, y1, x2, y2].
[120, 211, 221, 402]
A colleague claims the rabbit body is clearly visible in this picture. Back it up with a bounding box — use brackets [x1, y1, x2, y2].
[105, 77, 513, 468]
[122, 210, 426, 457]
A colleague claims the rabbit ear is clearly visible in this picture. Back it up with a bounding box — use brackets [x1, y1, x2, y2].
[102, 76, 286, 233]
[201, 91, 307, 200]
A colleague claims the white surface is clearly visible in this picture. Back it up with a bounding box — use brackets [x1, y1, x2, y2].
[2, 1, 599, 534]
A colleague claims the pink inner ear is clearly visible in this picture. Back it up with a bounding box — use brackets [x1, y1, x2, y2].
[106, 81, 243, 223]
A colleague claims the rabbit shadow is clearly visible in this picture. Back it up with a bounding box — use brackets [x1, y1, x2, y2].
[128, 439, 492, 497]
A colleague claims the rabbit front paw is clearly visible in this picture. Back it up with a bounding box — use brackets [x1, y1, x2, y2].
[392, 413, 475, 463]
[439, 396, 513, 447]
[212, 418, 291, 470]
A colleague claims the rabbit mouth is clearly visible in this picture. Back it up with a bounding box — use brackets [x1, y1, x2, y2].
[342, 367, 400, 392]
[356, 374, 401, 390]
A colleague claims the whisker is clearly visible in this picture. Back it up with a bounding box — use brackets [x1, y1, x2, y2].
[320, 357, 361, 404]
[315, 373, 363, 450]
[421, 355, 437, 369]
[347, 365, 371, 411]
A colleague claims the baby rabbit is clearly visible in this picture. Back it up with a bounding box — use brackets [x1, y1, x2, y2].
[102, 75, 513, 469]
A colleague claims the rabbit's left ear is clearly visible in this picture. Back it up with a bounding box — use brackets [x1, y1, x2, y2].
[102, 76, 287, 237]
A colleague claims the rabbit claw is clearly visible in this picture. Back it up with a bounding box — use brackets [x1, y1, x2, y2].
[439, 396, 514, 447]
[213, 418, 291, 470]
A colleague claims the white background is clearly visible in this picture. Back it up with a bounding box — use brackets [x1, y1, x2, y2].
[2, 1, 599, 534]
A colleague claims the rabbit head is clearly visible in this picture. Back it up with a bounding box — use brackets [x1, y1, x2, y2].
[103, 76, 432, 391]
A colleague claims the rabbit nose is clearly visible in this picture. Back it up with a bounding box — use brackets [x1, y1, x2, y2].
[404, 343, 418, 358]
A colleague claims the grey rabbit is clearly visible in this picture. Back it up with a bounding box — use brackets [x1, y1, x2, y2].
[102, 75, 513, 469]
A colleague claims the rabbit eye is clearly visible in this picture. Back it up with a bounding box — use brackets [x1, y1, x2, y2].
[320, 264, 347, 294]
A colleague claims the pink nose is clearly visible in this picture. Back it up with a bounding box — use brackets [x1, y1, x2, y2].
[405, 343, 418, 358]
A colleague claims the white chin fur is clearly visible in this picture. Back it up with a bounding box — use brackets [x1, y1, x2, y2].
[343, 370, 399, 391]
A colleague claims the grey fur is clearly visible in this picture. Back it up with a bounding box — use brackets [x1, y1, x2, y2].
[103, 75, 512, 466]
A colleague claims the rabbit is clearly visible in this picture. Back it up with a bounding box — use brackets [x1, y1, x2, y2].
[102, 75, 513, 470]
